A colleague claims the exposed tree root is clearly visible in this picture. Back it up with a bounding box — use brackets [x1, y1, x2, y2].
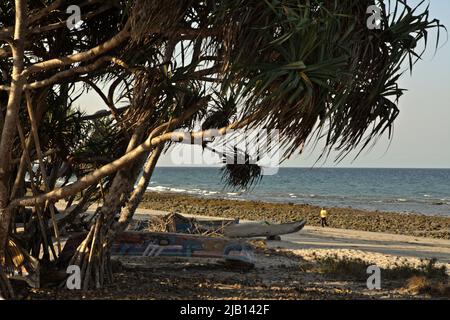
[68, 214, 114, 290]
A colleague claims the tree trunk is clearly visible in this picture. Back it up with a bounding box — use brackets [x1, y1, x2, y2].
[0, 0, 27, 299]
[54, 97, 211, 290]
[116, 144, 163, 232]
[67, 126, 150, 289]
[10, 89, 48, 200]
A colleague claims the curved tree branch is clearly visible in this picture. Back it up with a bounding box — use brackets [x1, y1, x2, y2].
[82, 78, 123, 125]
[24, 56, 125, 90]
[9, 111, 254, 209]
[23, 23, 131, 75]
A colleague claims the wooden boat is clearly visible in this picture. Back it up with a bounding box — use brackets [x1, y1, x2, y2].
[223, 219, 307, 238]
[111, 231, 254, 266]
[60, 231, 255, 267]
[140, 213, 305, 239]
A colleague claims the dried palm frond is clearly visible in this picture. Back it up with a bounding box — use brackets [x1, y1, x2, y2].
[221, 162, 262, 190]
[202, 90, 238, 131]
[129, 0, 193, 44]
[3, 237, 39, 288]
[141, 213, 237, 237]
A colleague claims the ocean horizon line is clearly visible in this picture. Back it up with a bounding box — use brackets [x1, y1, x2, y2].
[155, 165, 450, 170]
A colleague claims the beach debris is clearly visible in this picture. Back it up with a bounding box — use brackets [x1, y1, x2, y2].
[131, 212, 239, 237]
[4, 237, 40, 288]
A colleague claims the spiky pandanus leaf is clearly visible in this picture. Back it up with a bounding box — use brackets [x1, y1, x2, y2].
[214, 0, 445, 162]
[202, 91, 238, 131]
[221, 162, 262, 190]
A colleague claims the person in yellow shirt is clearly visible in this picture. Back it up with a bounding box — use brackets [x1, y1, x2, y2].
[320, 208, 329, 227]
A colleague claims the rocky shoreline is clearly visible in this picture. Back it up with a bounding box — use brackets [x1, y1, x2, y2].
[140, 192, 450, 240]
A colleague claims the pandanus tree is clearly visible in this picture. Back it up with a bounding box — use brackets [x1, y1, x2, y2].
[0, 0, 445, 297]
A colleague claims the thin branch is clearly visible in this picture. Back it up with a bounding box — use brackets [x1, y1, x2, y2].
[80, 106, 128, 121]
[28, 0, 65, 25]
[82, 78, 123, 125]
[23, 23, 131, 75]
[24, 56, 127, 90]
[16, 122, 52, 260]
[30, 4, 112, 35]
[25, 92, 62, 254]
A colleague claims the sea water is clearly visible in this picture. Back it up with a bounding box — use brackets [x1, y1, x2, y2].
[147, 167, 450, 216]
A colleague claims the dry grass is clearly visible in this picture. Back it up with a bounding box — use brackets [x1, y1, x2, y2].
[405, 276, 450, 298]
[312, 254, 450, 298]
[314, 255, 448, 282]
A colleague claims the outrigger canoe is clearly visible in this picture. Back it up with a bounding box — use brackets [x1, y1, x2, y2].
[60, 231, 255, 267]
[223, 219, 307, 238]
[111, 231, 254, 266]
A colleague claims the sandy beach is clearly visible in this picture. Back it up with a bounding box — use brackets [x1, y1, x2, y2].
[35, 193, 449, 300]
[130, 201, 450, 273]
[53, 196, 450, 268]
